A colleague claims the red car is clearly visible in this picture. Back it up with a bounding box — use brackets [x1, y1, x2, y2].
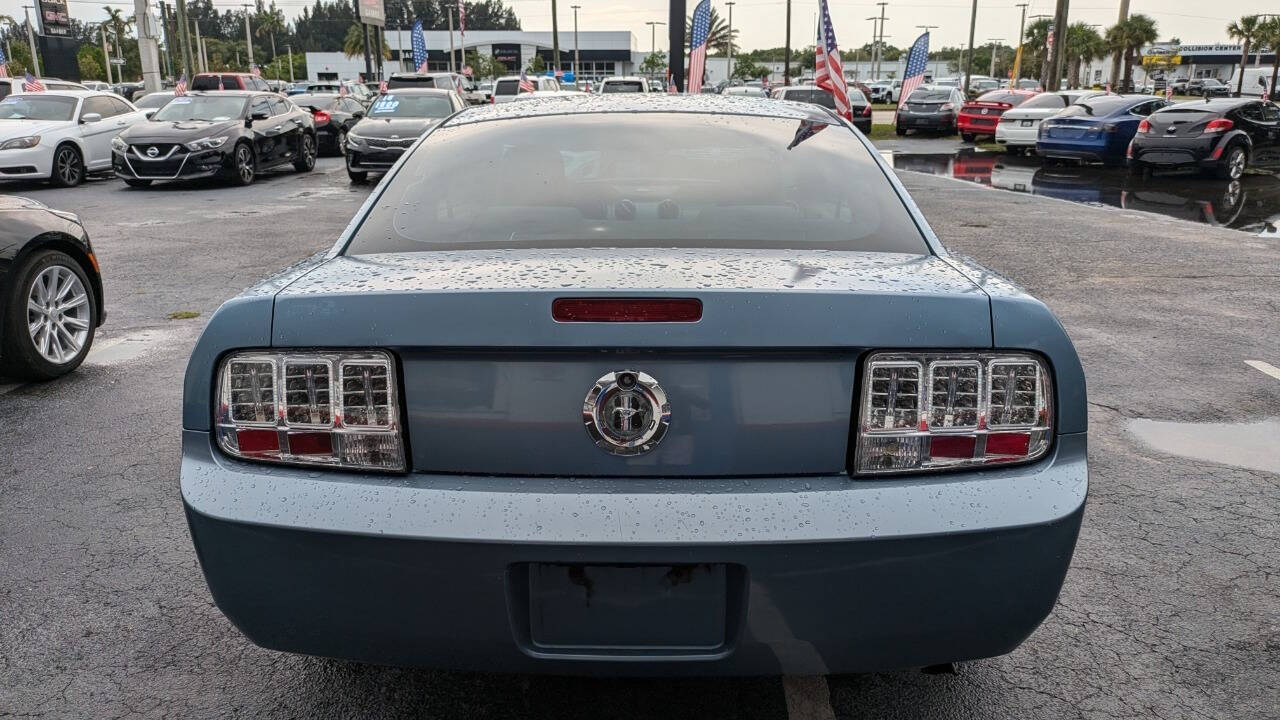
[958, 89, 1039, 142]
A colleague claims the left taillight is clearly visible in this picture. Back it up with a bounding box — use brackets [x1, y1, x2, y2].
[1203, 118, 1233, 134]
[854, 351, 1052, 475]
[214, 350, 406, 472]
[312, 110, 331, 125]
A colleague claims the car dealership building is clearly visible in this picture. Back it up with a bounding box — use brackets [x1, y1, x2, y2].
[306, 29, 645, 82]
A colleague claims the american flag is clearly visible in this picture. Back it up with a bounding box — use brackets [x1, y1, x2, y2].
[339, 82, 348, 97]
[411, 19, 429, 73]
[175, 72, 187, 96]
[518, 69, 534, 93]
[896, 32, 930, 113]
[667, 68, 677, 94]
[379, 79, 388, 94]
[251, 65, 261, 76]
[217, 75, 225, 90]
[23, 73, 45, 92]
[459, 1, 465, 33]
[0, 45, 8, 78]
[814, 0, 850, 118]
[687, 0, 710, 94]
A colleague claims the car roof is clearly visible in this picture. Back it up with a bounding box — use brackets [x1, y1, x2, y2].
[447, 94, 837, 127]
[602, 76, 645, 82]
[185, 90, 260, 97]
[378, 88, 456, 96]
[195, 72, 255, 77]
[1170, 97, 1256, 110]
[5, 89, 98, 98]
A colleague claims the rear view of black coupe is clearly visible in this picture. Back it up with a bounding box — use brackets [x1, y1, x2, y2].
[287, 93, 367, 156]
[1130, 98, 1280, 179]
[112, 91, 316, 187]
[0, 196, 103, 380]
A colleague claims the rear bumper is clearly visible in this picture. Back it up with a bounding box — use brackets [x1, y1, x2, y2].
[182, 430, 1087, 675]
[957, 115, 999, 136]
[994, 122, 1038, 146]
[1035, 137, 1128, 163]
[896, 114, 955, 131]
[1131, 136, 1220, 168]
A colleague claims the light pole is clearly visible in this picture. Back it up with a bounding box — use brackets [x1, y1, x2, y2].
[285, 43, 294, 82]
[21, 6, 40, 77]
[551, 0, 560, 76]
[725, 1, 735, 82]
[784, 0, 791, 85]
[866, 17, 877, 79]
[875, 2, 888, 80]
[1012, 3, 1028, 82]
[241, 4, 254, 70]
[571, 5, 580, 78]
[963, 0, 978, 94]
[988, 37, 1003, 77]
[100, 23, 112, 84]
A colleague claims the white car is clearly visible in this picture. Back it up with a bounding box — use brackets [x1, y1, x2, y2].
[492, 74, 561, 104]
[994, 90, 1110, 152]
[597, 76, 649, 94]
[0, 90, 149, 186]
[0, 77, 86, 101]
[509, 90, 586, 102]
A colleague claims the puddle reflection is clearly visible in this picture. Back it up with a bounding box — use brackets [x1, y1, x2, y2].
[885, 150, 1280, 237]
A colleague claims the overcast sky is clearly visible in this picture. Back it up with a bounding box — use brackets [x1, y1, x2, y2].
[0, 0, 1266, 55]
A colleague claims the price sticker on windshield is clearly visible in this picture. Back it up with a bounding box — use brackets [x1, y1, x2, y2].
[371, 97, 399, 113]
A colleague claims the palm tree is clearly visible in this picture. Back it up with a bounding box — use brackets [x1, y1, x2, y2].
[255, 3, 287, 77]
[685, 7, 737, 56]
[1021, 17, 1053, 84]
[1226, 15, 1260, 96]
[1258, 16, 1280, 100]
[1105, 14, 1157, 91]
[1064, 22, 1105, 89]
[343, 23, 390, 62]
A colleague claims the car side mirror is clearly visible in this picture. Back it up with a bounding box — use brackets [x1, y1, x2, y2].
[80, 112, 102, 124]
[352, 111, 364, 120]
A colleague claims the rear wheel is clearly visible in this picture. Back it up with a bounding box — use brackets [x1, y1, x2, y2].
[1215, 145, 1247, 180]
[335, 129, 348, 157]
[0, 250, 97, 381]
[961, 132, 975, 143]
[895, 127, 906, 136]
[293, 133, 316, 173]
[347, 168, 368, 183]
[49, 144, 84, 187]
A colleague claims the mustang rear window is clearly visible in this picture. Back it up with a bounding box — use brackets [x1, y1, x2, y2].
[344, 113, 929, 254]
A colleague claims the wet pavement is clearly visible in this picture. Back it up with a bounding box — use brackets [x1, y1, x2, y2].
[883, 148, 1280, 237]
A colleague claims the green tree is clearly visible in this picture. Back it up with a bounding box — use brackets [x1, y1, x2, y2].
[1227, 15, 1262, 95]
[730, 57, 766, 82]
[77, 44, 105, 80]
[685, 7, 737, 56]
[527, 54, 545, 74]
[1105, 14, 1158, 91]
[639, 51, 666, 76]
[464, 49, 506, 79]
[4, 37, 31, 76]
[342, 23, 389, 61]
[1064, 23, 1105, 89]
[1258, 17, 1280, 100]
[254, 2, 287, 74]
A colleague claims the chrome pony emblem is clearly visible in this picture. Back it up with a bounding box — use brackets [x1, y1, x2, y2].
[146, 146, 159, 157]
[583, 370, 670, 456]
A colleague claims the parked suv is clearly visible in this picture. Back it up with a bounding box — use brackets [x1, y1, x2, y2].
[1186, 78, 1230, 97]
[191, 73, 272, 92]
[598, 76, 649, 93]
[492, 74, 561, 104]
[387, 72, 489, 105]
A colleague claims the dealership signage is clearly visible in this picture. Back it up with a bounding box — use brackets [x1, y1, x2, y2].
[357, 0, 385, 27]
[37, 0, 71, 36]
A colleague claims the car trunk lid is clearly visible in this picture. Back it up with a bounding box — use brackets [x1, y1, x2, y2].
[1146, 108, 1219, 137]
[271, 249, 991, 477]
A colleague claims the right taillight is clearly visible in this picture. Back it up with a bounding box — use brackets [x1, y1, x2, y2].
[215, 349, 405, 472]
[1137, 118, 1152, 134]
[854, 351, 1053, 475]
[1203, 118, 1234, 134]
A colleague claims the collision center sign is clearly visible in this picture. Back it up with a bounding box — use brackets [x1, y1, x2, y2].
[357, 0, 385, 27]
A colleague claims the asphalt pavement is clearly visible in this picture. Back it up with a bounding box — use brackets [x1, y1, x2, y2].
[0, 154, 1277, 719]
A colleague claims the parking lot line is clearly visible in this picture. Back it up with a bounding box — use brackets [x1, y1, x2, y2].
[1244, 360, 1280, 381]
[782, 675, 836, 720]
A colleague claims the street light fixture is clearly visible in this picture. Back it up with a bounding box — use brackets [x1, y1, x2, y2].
[645, 20, 666, 56]
[571, 5, 580, 79]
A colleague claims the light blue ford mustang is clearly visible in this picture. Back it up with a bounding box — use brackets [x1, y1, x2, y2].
[181, 96, 1087, 676]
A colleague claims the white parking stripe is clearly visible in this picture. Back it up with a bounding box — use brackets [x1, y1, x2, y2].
[1245, 360, 1280, 381]
[782, 675, 836, 720]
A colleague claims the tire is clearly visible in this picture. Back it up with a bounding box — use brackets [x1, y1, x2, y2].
[49, 144, 85, 187]
[293, 132, 316, 173]
[895, 127, 906, 136]
[224, 142, 256, 186]
[1215, 145, 1247, 180]
[1126, 160, 1146, 177]
[124, 178, 153, 188]
[0, 249, 97, 381]
[335, 129, 348, 157]
[961, 133, 975, 143]
[347, 168, 368, 183]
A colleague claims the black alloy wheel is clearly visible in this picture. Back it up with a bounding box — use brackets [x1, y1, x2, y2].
[50, 145, 84, 187]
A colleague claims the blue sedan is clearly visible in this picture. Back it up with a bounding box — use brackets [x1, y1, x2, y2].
[1037, 94, 1171, 165]
[181, 95, 1088, 676]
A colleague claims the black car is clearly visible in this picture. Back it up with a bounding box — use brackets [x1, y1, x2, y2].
[112, 91, 316, 187]
[895, 86, 966, 136]
[288, 93, 367, 156]
[0, 196, 104, 380]
[345, 88, 465, 183]
[770, 86, 872, 133]
[1130, 98, 1280, 180]
[1186, 79, 1230, 98]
